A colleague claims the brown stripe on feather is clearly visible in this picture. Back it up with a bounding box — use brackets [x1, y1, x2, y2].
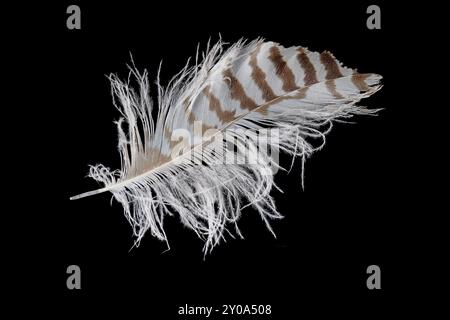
[320, 51, 343, 79]
[249, 44, 277, 101]
[352, 73, 370, 91]
[296, 48, 318, 86]
[203, 85, 236, 123]
[268, 45, 299, 92]
[325, 79, 344, 99]
[222, 68, 258, 110]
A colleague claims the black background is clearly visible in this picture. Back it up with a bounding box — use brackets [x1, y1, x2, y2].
[11, 1, 438, 317]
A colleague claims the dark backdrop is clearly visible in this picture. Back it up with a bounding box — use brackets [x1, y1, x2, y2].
[14, 1, 430, 317]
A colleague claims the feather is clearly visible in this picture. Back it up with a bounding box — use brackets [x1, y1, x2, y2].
[71, 38, 382, 253]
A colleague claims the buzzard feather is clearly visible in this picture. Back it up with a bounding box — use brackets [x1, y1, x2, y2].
[71, 38, 382, 253]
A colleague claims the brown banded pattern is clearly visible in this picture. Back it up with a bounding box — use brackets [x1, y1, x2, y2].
[352, 73, 371, 91]
[203, 85, 237, 123]
[325, 80, 344, 99]
[268, 45, 299, 92]
[296, 48, 318, 86]
[249, 44, 278, 101]
[222, 68, 258, 110]
[320, 51, 343, 79]
[162, 41, 379, 156]
[320, 51, 345, 99]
